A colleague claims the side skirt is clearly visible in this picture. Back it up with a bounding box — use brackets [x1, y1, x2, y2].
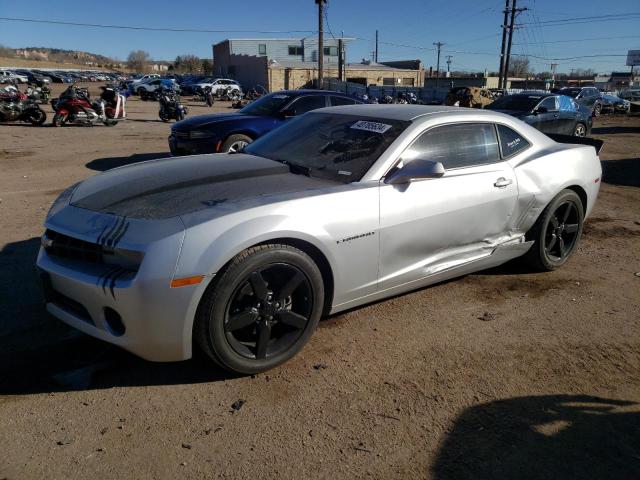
[329, 239, 533, 315]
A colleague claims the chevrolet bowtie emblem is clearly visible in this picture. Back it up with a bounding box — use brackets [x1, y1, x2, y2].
[41, 235, 53, 249]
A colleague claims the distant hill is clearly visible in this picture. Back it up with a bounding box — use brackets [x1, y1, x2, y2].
[0, 46, 123, 68]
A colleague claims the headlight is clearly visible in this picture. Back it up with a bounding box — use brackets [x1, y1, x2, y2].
[47, 183, 79, 219]
[189, 130, 216, 139]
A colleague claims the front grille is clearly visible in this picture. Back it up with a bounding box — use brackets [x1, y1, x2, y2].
[43, 229, 141, 273]
[44, 229, 104, 264]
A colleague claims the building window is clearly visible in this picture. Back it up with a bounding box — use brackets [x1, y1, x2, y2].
[401, 78, 415, 86]
[382, 77, 395, 86]
[288, 46, 304, 56]
[258, 44, 266, 55]
[323, 46, 338, 56]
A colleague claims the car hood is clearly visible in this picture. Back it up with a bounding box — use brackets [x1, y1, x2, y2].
[173, 112, 263, 130]
[70, 154, 338, 220]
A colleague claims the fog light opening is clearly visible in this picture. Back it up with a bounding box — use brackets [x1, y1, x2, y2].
[104, 307, 126, 337]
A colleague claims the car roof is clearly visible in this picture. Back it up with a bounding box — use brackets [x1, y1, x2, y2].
[312, 104, 483, 121]
[274, 89, 353, 97]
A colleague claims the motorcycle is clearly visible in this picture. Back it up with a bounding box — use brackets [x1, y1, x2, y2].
[194, 85, 215, 107]
[0, 85, 47, 126]
[218, 86, 242, 102]
[158, 87, 188, 122]
[51, 84, 126, 127]
[379, 94, 394, 104]
[26, 80, 51, 103]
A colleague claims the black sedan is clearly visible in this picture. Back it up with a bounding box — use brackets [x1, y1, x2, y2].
[169, 90, 362, 155]
[486, 93, 592, 137]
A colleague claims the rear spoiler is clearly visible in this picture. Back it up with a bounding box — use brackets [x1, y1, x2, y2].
[546, 134, 604, 155]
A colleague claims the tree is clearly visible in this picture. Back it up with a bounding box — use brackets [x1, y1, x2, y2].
[0, 44, 13, 58]
[127, 50, 150, 72]
[174, 54, 201, 73]
[202, 59, 213, 75]
[508, 56, 531, 78]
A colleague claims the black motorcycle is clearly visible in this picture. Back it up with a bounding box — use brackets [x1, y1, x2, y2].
[195, 85, 215, 107]
[158, 87, 188, 122]
[0, 87, 47, 125]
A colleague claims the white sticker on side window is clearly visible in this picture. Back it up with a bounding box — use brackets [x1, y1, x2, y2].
[350, 120, 392, 134]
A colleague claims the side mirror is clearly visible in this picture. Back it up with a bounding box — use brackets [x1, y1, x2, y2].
[279, 108, 295, 119]
[384, 159, 445, 185]
[534, 106, 548, 114]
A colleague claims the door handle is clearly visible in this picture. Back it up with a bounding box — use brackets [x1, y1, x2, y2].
[494, 177, 513, 188]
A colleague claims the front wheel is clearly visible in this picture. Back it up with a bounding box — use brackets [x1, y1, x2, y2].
[159, 108, 169, 122]
[221, 134, 252, 153]
[523, 189, 584, 271]
[52, 112, 67, 127]
[194, 244, 324, 374]
[593, 103, 602, 117]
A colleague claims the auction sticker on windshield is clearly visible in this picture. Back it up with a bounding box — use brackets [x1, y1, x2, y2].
[350, 120, 392, 134]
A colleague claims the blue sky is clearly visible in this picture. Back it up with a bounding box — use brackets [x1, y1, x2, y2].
[0, 0, 638, 73]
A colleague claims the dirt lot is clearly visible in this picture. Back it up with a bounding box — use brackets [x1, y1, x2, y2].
[1, 83, 639, 479]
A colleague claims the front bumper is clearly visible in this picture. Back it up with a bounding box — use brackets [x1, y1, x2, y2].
[36, 207, 208, 362]
[168, 133, 218, 156]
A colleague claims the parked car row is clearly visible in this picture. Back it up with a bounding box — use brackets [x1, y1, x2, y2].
[0, 68, 129, 84]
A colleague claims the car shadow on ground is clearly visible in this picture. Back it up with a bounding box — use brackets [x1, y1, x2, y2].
[591, 125, 640, 135]
[0, 237, 234, 395]
[601, 158, 640, 188]
[431, 394, 640, 480]
[86, 152, 171, 171]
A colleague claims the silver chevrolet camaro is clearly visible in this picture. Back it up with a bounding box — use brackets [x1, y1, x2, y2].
[37, 105, 602, 373]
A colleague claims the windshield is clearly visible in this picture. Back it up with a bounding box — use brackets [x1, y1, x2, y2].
[487, 95, 542, 111]
[559, 88, 581, 98]
[239, 93, 292, 116]
[244, 112, 410, 183]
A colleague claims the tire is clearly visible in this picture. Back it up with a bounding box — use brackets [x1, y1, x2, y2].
[523, 189, 584, 271]
[104, 119, 118, 127]
[139, 90, 148, 101]
[593, 102, 602, 117]
[137, 87, 145, 97]
[159, 108, 169, 122]
[221, 134, 253, 153]
[194, 244, 324, 374]
[574, 123, 587, 137]
[27, 109, 46, 126]
[52, 112, 67, 127]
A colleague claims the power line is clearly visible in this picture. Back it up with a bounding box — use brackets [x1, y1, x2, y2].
[514, 34, 640, 45]
[0, 16, 316, 34]
[519, 12, 640, 25]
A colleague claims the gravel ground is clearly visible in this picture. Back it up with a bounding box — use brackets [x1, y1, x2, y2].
[0, 83, 639, 479]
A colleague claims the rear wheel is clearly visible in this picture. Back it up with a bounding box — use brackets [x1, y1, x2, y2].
[221, 134, 252, 153]
[194, 244, 324, 374]
[523, 189, 584, 271]
[574, 123, 587, 137]
[27, 109, 46, 126]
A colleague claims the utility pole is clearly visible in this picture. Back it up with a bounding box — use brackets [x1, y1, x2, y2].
[503, 0, 527, 90]
[498, 0, 510, 89]
[375, 30, 379, 62]
[550, 62, 558, 88]
[338, 38, 344, 82]
[433, 42, 444, 89]
[316, 0, 326, 89]
[446, 55, 453, 74]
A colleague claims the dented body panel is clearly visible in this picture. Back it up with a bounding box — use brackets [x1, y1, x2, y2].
[36, 105, 601, 361]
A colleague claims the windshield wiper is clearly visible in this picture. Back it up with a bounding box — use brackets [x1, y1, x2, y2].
[274, 159, 311, 176]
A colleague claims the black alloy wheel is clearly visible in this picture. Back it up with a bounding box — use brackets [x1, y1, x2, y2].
[542, 201, 581, 262]
[524, 189, 584, 271]
[224, 264, 313, 361]
[195, 244, 324, 374]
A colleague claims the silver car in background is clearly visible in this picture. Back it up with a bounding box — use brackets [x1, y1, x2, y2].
[37, 105, 602, 374]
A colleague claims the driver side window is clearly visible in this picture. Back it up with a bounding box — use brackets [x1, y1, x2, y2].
[403, 123, 501, 170]
[539, 97, 558, 111]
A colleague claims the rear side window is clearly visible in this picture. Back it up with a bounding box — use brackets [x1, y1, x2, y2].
[329, 96, 358, 106]
[539, 96, 558, 111]
[496, 124, 531, 158]
[406, 123, 500, 169]
[289, 95, 327, 115]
